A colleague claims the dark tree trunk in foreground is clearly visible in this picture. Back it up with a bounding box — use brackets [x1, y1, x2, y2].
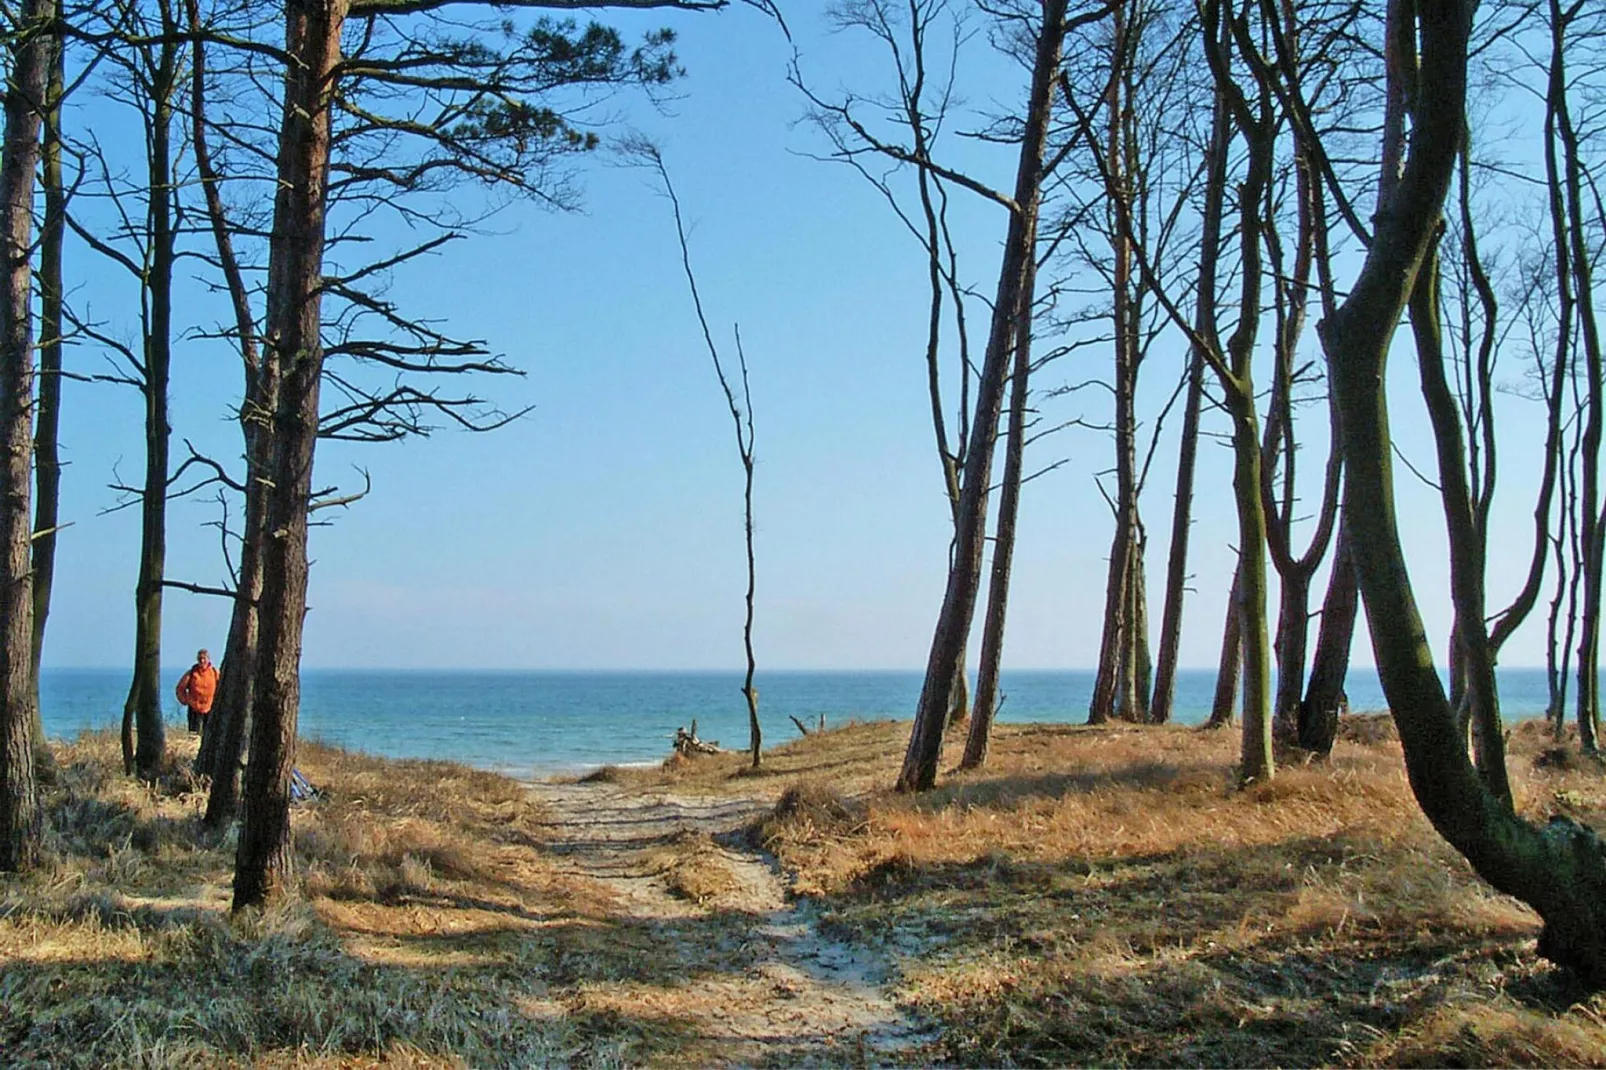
[1299, 518, 1357, 754]
[0, 0, 52, 872]
[234, 0, 346, 908]
[898, 0, 1068, 793]
[1323, 0, 1606, 985]
[28, 26, 63, 769]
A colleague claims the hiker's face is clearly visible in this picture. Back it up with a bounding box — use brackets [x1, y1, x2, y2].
[198, 652, 211, 669]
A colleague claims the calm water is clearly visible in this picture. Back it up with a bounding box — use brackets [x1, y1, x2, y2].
[39, 666, 1561, 779]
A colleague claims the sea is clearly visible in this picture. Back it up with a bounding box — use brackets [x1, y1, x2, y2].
[39, 666, 1563, 780]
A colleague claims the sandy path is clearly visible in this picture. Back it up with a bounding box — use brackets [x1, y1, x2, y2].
[526, 781, 933, 1065]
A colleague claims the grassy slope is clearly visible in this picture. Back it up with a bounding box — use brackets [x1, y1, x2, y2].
[3, 717, 1606, 1067]
[646, 716, 1606, 1067]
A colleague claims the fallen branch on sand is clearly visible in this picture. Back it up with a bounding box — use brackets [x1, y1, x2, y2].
[674, 720, 727, 758]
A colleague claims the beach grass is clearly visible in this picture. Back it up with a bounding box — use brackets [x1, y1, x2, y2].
[650, 714, 1606, 1067]
[3, 716, 1606, 1066]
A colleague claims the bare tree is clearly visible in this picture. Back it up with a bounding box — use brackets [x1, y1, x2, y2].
[640, 143, 762, 768]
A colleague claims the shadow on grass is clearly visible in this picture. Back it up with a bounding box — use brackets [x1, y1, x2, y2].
[804, 834, 1596, 1068]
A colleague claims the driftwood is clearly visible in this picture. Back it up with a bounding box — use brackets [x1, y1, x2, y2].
[673, 719, 726, 758]
[788, 711, 828, 738]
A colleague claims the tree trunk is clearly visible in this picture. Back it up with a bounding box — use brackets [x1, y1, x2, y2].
[1548, 0, 1606, 754]
[1227, 386, 1273, 783]
[1208, 563, 1242, 728]
[945, 662, 969, 728]
[1091, 0, 1141, 728]
[962, 249, 1037, 772]
[27, 26, 62, 771]
[1299, 518, 1356, 754]
[1409, 239, 1511, 803]
[1325, 0, 1606, 985]
[743, 446, 759, 768]
[122, 26, 179, 782]
[897, 0, 1067, 793]
[1118, 534, 1151, 722]
[1088, 528, 1128, 725]
[233, 0, 345, 908]
[0, 0, 52, 872]
[1272, 572, 1311, 739]
[1150, 347, 1203, 724]
[185, 0, 264, 823]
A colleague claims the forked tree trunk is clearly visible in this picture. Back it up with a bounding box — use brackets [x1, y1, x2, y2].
[1325, 0, 1606, 984]
[28, 26, 63, 770]
[897, 0, 1068, 793]
[0, 0, 53, 872]
[233, 0, 346, 908]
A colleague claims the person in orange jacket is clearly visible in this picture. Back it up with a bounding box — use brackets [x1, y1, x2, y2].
[175, 648, 219, 734]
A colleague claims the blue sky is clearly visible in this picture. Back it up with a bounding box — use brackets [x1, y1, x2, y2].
[40, 2, 1564, 671]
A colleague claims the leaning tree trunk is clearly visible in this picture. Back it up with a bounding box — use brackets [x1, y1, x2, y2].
[1299, 517, 1357, 754]
[27, 26, 62, 770]
[0, 0, 52, 873]
[233, 0, 345, 908]
[962, 250, 1036, 771]
[1325, 0, 1606, 985]
[897, 0, 1068, 793]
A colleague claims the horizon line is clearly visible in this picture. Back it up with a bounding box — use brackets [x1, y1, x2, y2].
[39, 663, 1558, 674]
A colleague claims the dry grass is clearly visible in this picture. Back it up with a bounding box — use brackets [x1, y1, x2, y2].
[0, 730, 681, 1068]
[9, 715, 1606, 1067]
[643, 830, 744, 907]
[673, 715, 1606, 1067]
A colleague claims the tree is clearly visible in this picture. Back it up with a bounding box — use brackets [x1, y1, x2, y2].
[1322, 0, 1606, 984]
[28, 10, 65, 770]
[68, 0, 185, 780]
[798, 0, 980, 730]
[0, 0, 58, 872]
[896, 0, 1073, 793]
[642, 143, 762, 769]
[231, 0, 731, 909]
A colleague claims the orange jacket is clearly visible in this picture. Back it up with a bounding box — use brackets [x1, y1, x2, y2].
[176, 663, 219, 714]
